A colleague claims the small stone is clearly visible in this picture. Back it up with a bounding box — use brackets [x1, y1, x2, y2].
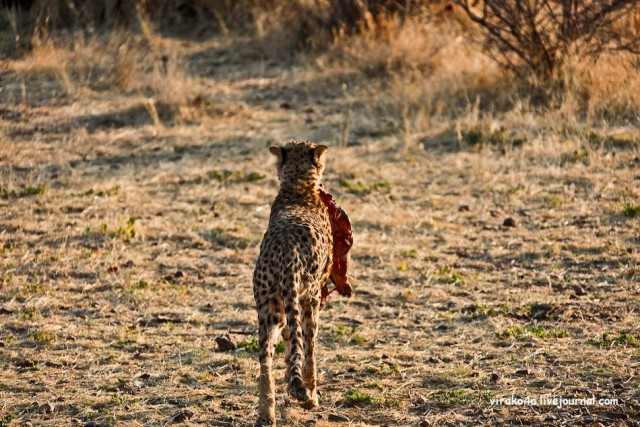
[215, 335, 236, 352]
[503, 217, 516, 227]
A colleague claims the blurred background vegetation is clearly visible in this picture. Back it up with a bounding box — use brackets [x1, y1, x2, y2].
[1, 0, 640, 134]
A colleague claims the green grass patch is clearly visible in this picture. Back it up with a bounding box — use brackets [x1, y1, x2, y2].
[399, 249, 417, 258]
[21, 309, 36, 320]
[560, 149, 590, 166]
[112, 216, 136, 241]
[588, 332, 640, 348]
[0, 414, 14, 427]
[350, 335, 366, 344]
[345, 388, 373, 406]
[31, 330, 56, 346]
[436, 265, 465, 285]
[86, 186, 120, 197]
[334, 325, 366, 345]
[430, 389, 493, 406]
[22, 186, 46, 196]
[27, 282, 44, 294]
[462, 127, 526, 148]
[543, 195, 564, 208]
[364, 363, 399, 377]
[623, 203, 640, 218]
[507, 183, 525, 195]
[236, 337, 259, 352]
[496, 325, 569, 340]
[382, 397, 401, 408]
[0, 185, 46, 198]
[339, 179, 390, 195]
[463, 303, 510, 318]
[365, 365, 378, 374]
[381, 363, 400, 376]
[236, 337, 285, 354]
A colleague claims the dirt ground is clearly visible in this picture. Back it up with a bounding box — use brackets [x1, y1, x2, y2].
[1, 32, 639, 427]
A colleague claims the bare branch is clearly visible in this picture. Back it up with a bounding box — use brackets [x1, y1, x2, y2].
[453, 0, 640, 80]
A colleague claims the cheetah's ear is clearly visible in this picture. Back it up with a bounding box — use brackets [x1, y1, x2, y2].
[269, 146, 281, 157]
[312, 145, 328, 166]
[270, 146, 287, 165]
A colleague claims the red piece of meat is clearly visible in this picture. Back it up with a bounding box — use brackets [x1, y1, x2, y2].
[319, 186, 353, 308]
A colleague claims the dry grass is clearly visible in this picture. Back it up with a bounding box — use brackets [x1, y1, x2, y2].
[1, 6, 640, 426]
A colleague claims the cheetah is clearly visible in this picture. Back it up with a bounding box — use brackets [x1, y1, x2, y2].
[253, 140, 333, 426]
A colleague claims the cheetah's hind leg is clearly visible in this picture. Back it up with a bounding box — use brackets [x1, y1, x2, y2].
[300, 298, 320, 409]
[256, 316, 283, 426]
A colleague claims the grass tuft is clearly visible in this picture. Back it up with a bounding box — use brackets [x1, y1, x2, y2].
[588, 332, 640, 348]
[345, 388, 373, 407]
[339, 179, 390, 195]
[496, 325, 569, 340]
[622, 203, 640, 218]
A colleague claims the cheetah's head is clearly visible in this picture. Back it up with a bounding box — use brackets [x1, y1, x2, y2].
[269, 140, 328, 188]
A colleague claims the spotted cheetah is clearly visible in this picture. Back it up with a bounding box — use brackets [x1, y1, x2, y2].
[253, 140, 333, 426]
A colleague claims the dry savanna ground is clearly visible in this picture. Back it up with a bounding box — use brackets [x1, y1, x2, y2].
[1, 12, 640, 427]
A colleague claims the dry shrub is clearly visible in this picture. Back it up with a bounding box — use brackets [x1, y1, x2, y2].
[453, 0, 640, 80]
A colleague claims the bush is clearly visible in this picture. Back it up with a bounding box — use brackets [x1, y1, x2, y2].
[453, 0, 640, 80]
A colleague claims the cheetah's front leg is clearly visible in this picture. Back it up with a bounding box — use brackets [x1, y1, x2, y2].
[301, 299, 320, 409]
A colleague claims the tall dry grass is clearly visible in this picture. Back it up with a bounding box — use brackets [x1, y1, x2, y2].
[560, 52, 640, 124]
[6, 10, 199, 125]
[2, 0, 640, 133]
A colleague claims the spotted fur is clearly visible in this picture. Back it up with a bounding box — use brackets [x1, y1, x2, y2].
[253, 140, 333, 426]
